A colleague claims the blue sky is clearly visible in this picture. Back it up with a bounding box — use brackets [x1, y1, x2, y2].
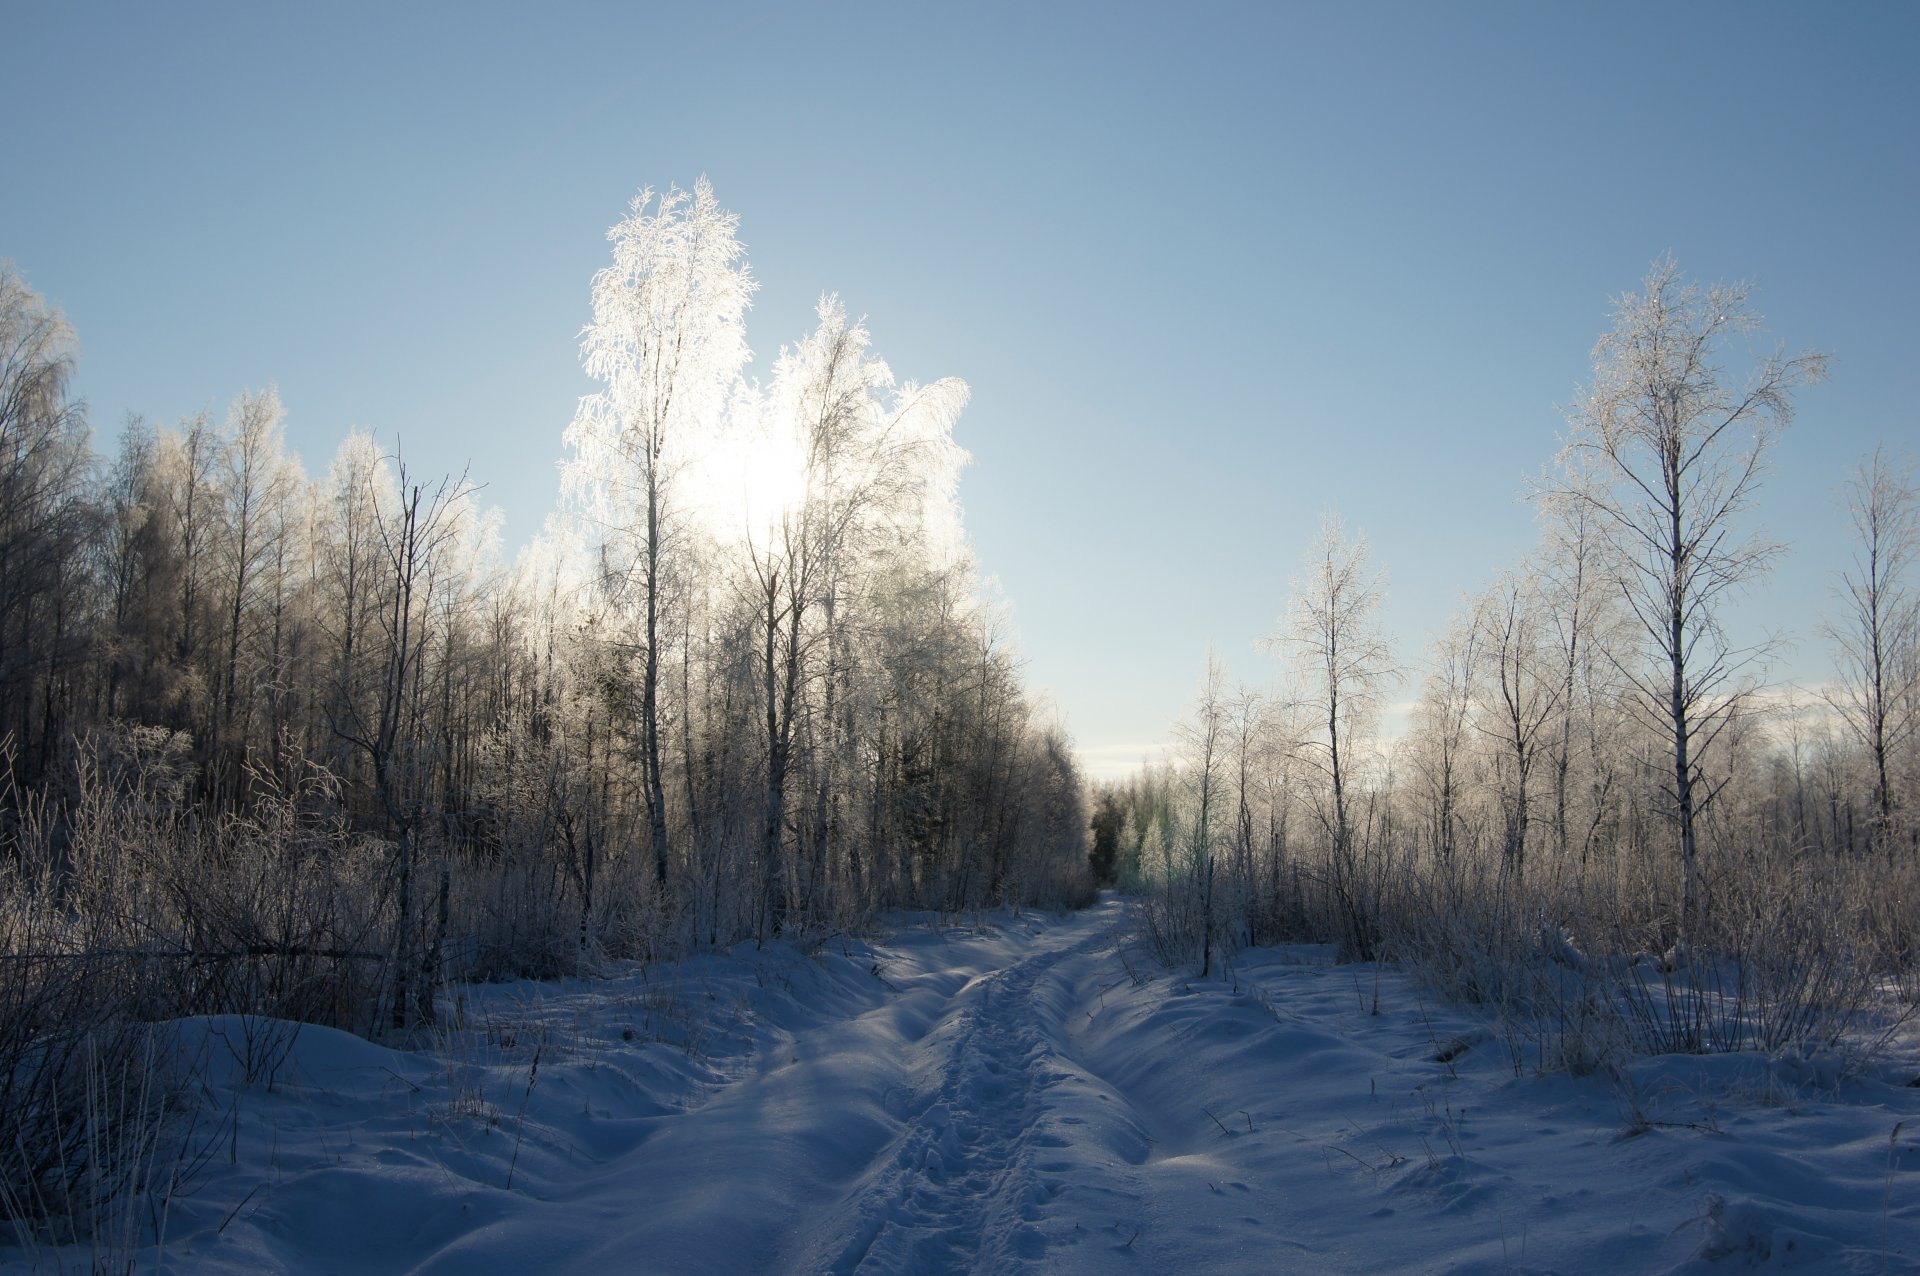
[5, 2, 1915, 777]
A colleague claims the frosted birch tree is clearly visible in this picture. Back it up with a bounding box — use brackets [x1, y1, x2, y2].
[1409, 610, 1479, 866]
[1535, 492, 1614, 866]
[317, 431, 394, 783]
[1472, 569, 1561, 884]
[565, 179, 755, 885]
[1824, 447, 1919, 858]
[329, 456, 479, 1027]
[1174, 653, 1227, 972]
[735, 297, 969, 930]
[1277, 513, 1396, 957]
[215, 387, 293, 753]
[0, 265, 92, 769]
[1552, 257, 1825, 949]
[162, 414, 220, 706]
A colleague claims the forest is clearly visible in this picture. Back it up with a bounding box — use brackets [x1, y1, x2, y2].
[0, 182, 1092, 1233]
[1097, 255, 1917, 1067]
[2, 183, 1916, 1260]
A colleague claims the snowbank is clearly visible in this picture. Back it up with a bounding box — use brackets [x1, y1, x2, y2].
[7, 899, 1917, 1274]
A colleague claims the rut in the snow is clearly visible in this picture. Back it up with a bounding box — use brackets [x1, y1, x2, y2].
[816, 925, 1118, 1276]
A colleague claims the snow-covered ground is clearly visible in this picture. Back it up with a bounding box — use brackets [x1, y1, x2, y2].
[9, 897, 1919, 1274]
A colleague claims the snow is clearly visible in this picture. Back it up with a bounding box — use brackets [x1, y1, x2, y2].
[9, 897, 1919, 1274]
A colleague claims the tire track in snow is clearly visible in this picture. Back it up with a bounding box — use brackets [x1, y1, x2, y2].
[807, 908, 1147, 1276]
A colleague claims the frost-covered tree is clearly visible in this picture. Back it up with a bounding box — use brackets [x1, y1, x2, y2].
[566, 178, 755, 885]
[742, 297, 969, 931]
[1553, 257, 1825, 947]
[1173, 654, 1227, 972]
[1276, 512, 1396, 957]
[1223, 684, 1269, 945]
[0, 265, 93, 771]
[1471, 569, 1561, 883]
[1824, 447, 1919, 858]
[213, 387, 294, 756]
[328, 455, 480, 1027]
[1408, 610, 1479, 866]
[1279, 512, 1395, 865]
[1534, 493, 1619, 866]
[316, 431, 395, 782]
[0, 209, 1097, 1105]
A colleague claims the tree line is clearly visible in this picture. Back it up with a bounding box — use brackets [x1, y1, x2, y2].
[1099, 258, 1916, 1061]
[0, 179, 1090, 1055]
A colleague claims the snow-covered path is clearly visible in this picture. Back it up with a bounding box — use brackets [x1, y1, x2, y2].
[534, 900, 1158, 1274]
[546, 902, 1145, 1275]
[13, 898, 1920, 1275]
[801, 906, 1146, 1274]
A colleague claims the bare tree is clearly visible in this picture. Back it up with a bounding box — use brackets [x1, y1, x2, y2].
[165, 416, 219, 678]
[1552, 256, 1825, 948]
[1535, 494, 1616, 866]
[254, 450, 314, 766]
[1824, 447, 1919, 858]
[1276, 512, 1396, 957]
[740, 298, 967, 932]
[1409, 610, 1479, 866]
[567, 178, 755, 887]
[0, 265, 93, 769]
[99, 418, 155, 719]
[214, 387, 293, 758]
[329, 456, 477, 1028]
[1225, 683, 1267, 944]
[1177, 654, 1227, 974]
[1472, 569, 1561, 884]
[314, 431, 394, 785]
[1280, 512, 1395, 863]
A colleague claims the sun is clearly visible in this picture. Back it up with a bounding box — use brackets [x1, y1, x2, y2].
[684, 413, 810, 544]
[741, 424, 810, 532]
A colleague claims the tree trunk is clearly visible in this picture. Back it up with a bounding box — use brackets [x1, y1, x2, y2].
[642, 466, 670, 887]
[1669, 493, 1700, 951]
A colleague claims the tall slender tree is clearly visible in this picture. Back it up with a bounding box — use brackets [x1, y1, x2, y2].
[1277, 513, 1396, 957]
[0, 265, 92, 771]
[566, 178, 755, 886]
[214, 387, 292, 757]
[1280, 512, 1395, 865]
[1472, 569, 1561, 884]
[1824, 447, 1919, 858]
[1553, 257, 1824, 948]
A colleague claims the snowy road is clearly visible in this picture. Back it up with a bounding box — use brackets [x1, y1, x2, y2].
[563, 900, 1161, 1274]
[800, 906, 1146, 1274]
[19, 897, 1920, 1275]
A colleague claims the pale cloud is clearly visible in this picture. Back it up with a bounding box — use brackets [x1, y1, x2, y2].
[1076, 742, 1174, 783]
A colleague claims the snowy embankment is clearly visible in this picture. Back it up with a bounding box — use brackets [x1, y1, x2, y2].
[10, 897, 1919, 1274]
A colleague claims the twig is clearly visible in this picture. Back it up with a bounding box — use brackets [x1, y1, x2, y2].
[217, 1183, 263, 1235]
[505, 1044, 542, 1191]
